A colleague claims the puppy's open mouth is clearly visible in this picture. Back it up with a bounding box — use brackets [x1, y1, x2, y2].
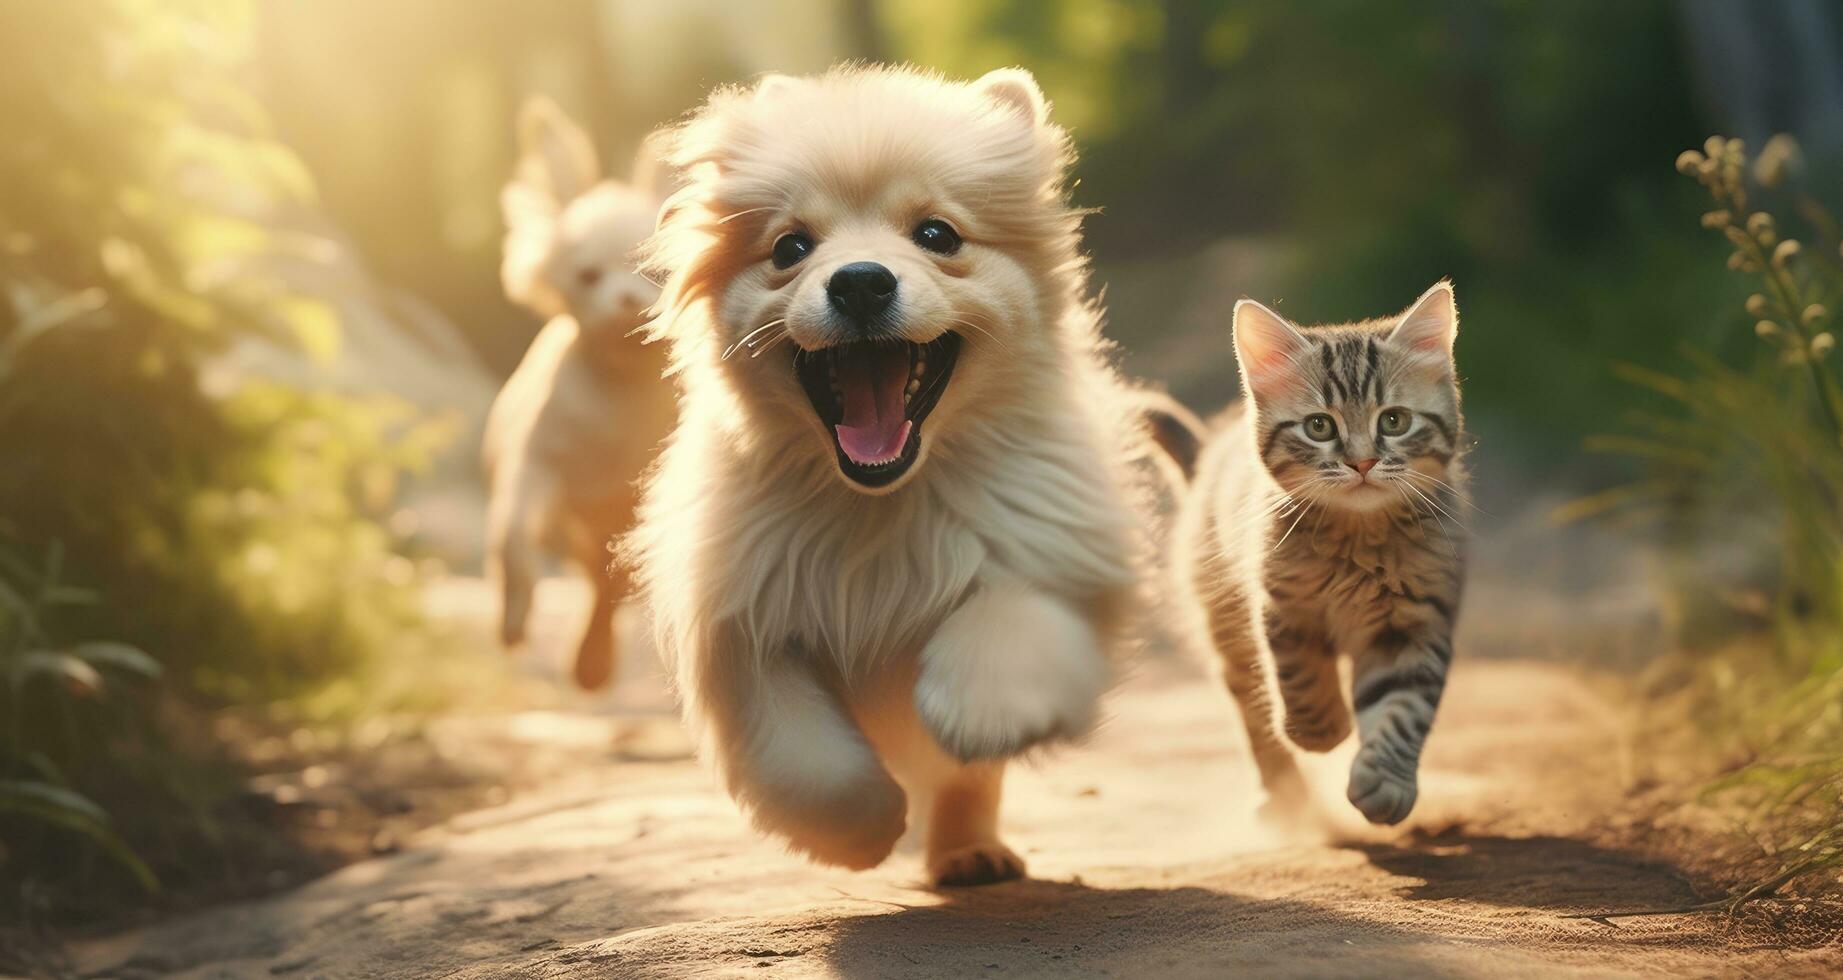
[794, 334, 962, 488]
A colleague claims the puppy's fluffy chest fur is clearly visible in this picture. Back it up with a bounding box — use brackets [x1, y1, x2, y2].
[652, 351, 1141, 676]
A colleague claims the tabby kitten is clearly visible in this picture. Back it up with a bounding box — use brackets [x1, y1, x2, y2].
[1171, 281, 1467, 825]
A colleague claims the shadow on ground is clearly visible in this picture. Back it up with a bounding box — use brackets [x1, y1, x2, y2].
[1351, 826, 1704, 911]
[822, 879, 1467, 979]
[531, 879, 1469, 979]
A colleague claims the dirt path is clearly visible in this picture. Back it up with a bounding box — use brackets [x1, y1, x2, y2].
[71, 637, 1843, 979]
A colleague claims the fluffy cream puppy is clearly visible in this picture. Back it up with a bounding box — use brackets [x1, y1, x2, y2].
[484, 98, 676, 689]
[627, 66, 1158, 885]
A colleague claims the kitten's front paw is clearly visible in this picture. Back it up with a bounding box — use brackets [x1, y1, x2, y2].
[1283, 700, 1353, 752]
[1346, 750, 1418, 825]
[916, 588, 1107, 761]
[929, 841, 1026, 887]
[1255, 764, 1315, 829]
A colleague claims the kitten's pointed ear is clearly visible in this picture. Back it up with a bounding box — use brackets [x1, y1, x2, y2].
[1388, 280, 1459, 365]
[975, 67, 1048, 126]
[1232, 299, 1313, 398]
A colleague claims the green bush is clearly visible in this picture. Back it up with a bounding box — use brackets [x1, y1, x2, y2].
[1579, 135, 1843, 897]
[0, 0, 444, 920]
[1, 539, 160, 896]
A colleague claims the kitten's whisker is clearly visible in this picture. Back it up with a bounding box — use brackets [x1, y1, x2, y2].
[1387, 484, 1439, 544]
[1221, 493, 1299, 542]
[1241, 490, 1301, 526]
[1271, 498, 1315, 552]
[1403, 471, 1484, 515]
[1391, 484, 1451, 553]
[1253, 491, 1300, 518]
[1400, 479, 1464, 528]
[1393, 479, 1461, 554]
[1394, 477, 1454, 524]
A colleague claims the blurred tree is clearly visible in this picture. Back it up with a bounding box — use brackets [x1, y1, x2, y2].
[0, 0, 431, 694]
[842, 0, 888, 60]
[1684, 0, 1843, 157]
[881, 0, 1772, 458]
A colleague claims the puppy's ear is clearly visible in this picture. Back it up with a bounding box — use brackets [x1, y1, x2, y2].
[1387, 280, 1458, 373]
[975, 67, 1048, 127]
[513, 96, 601, 204]
[1232, 299, 1313, 400]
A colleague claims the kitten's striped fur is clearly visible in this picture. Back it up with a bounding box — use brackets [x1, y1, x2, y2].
[1171, 282, 1467, 825]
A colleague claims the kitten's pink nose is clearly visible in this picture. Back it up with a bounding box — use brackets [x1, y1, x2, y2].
[1351, 458, 1378, 477]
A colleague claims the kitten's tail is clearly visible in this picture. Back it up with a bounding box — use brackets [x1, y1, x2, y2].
[1136, 389, 1207, 483]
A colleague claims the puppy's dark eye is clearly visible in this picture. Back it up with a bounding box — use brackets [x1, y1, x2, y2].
[772, 232, 814, 270]
[1302, 413, 1338, 442]
[577, 267, 603, 287]
[912, 218, 962, 256]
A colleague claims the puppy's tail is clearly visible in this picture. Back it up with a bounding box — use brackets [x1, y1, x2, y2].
[1135, 389, 1207, 484]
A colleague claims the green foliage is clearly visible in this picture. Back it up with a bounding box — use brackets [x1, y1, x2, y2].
[1581, 135, 1843, 895]
[880, 0, 1721, 450]
[1587, 136, 1843, 639]
[0, 1, 439, 685]
[0, 0, 446, 917]
[0, 539, 160, 895]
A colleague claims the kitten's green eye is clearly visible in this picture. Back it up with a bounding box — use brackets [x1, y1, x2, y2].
[1378, 408, 1413, 437]
[1302, 413, 1338, 441]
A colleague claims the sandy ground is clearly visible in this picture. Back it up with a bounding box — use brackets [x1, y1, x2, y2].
[71, 582, 1842, 980]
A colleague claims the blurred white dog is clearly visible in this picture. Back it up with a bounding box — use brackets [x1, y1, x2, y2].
[483, 98, 676, 689]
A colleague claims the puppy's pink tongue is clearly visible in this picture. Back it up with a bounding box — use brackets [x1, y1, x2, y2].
[834, 345, 912, 464]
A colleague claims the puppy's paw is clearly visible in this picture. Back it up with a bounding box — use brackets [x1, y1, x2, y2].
[1347, 750, 1418, 826]
[917, 674, 1098, 762]
[916, 586, 1108, 762]
[928, 841, 1026, 887]
[759, 774, 908, 870]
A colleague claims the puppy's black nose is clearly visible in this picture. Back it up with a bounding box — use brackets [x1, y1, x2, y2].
[826, 262, 897, 324]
